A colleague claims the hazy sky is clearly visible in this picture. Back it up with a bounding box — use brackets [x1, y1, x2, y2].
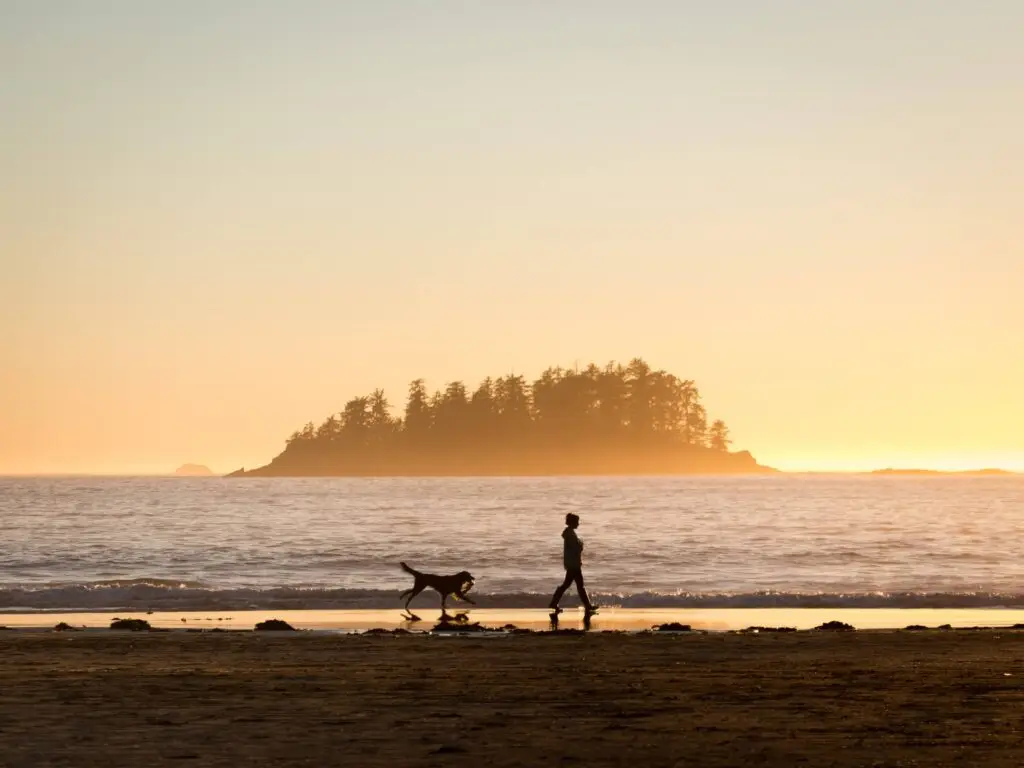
[3, 1, 1022, 474]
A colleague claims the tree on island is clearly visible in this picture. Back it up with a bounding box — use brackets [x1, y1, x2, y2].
[245, 358, 767, 476]
[708, 420, 731, 452]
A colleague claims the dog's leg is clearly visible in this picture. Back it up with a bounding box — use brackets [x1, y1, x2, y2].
[402, 584, 424, 621]
[404, 584, 425, 613]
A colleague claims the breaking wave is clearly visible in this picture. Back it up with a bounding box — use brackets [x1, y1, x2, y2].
[4, 580, 1024, 612]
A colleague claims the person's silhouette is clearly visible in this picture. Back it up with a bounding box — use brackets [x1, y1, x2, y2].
[549, 513, 597, 615]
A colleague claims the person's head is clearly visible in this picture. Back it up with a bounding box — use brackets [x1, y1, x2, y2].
[565, 513, 580, 529]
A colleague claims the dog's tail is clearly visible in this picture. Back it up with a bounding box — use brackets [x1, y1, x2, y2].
[399, 561, 420, 577]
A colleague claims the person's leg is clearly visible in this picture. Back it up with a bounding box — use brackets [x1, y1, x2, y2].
[549, 570, 574, 609]
[573, 569, 594, 610]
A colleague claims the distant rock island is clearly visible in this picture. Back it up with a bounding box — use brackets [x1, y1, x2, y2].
[175, 464, 215, 477]
[870, 468, 1016, 476]
[232, 358, 775, 477]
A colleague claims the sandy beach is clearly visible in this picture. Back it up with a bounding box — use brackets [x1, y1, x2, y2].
[3, 630, 1024, 766]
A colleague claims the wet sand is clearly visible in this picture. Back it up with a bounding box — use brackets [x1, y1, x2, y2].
[6, 605, 1024, 632]
[3, 631, 1024, 766]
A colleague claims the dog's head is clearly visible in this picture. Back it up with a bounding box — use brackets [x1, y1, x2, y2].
[456, 571, 475, 593]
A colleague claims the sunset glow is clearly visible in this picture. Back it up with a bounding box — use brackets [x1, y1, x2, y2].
[3, 2, 1022, 476]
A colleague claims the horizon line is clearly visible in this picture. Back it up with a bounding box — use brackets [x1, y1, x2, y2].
[1, 468, 1020, 478]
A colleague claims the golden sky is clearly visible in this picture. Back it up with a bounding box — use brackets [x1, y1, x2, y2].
[2, 2, 1022, 474]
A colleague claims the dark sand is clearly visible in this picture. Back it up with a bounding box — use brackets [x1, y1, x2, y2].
[2, 630, 1024, 766]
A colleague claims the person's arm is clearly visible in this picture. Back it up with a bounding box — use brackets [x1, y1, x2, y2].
[569, 530, 583, 558]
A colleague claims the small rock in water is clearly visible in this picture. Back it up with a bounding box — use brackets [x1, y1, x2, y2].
[54, 622, 79, 632]
[654, 623, 692, 632]
[904, 625, 929, 631]
[254, 619, 296, 631]
[814, 620, 855, 632]
[110, 617, 151, 631]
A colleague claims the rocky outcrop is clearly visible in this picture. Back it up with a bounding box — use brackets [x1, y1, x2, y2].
[175, 464, 215, 477]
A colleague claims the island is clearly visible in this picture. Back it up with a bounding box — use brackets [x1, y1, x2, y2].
[232, 358, 774, 477]
[175, 464, 216, 477]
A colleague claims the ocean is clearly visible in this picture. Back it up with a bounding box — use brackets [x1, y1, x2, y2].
[2, 475, 1022, 613]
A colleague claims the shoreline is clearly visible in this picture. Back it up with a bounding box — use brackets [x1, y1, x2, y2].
[6, 606, 1024, 632]
[226, 466, 778, 477]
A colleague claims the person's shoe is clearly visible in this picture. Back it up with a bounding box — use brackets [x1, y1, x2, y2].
[549, 606, 563, 614]
[584, 604, 599, 614]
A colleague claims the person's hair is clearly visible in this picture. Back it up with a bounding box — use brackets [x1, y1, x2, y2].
[565, 513, 580, 526]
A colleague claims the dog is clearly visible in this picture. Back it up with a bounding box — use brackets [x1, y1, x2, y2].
[399, 562, 475, 621]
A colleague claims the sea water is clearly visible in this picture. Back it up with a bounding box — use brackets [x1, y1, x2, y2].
[3, 475, 1022, 614]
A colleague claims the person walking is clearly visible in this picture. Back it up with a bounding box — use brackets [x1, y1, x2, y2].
[549, 513, 597, 615]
